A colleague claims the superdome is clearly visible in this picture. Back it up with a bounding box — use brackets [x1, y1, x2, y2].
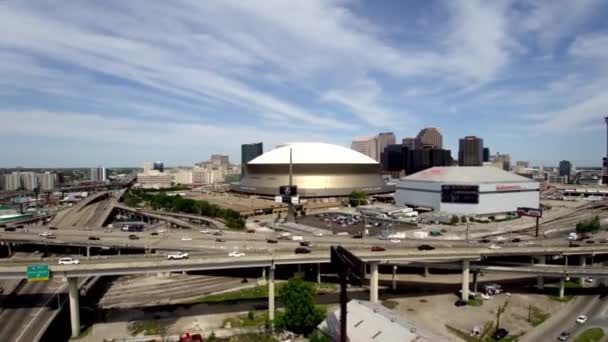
[231, 142, 394, 198]
[249, 143, 378, 165]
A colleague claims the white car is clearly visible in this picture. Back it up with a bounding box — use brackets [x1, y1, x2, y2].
[488, 244, 502, 249]
[58, 257, 80, 265]
[390, 239, 401, 243]
[576, 315, 587, 324]
[157, 229, 166, 233]
[199, 229, 211, 234]
[167, 252, 189, 260]
[481, 293, 491, 300]
[313, 232, 324, 237]
[39, 232, 52, 237]
[229, 251, 245, 257]
[181, 236, 192, 241]
[584, 277, 594, 283]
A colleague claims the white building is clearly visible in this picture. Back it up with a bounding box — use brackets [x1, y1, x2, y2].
[351, 136, 378, 161]
[38, 172, 56, 191]
[90, 167, 107, 182]
[136, 172, 173, 189]
[396, 166, 539, 215]
[172, 170, 193, 185]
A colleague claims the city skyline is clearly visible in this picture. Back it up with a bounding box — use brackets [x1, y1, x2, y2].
[1, 1, 608, 167]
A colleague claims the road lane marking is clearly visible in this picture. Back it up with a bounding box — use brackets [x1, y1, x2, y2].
[14, 283, 67, 342]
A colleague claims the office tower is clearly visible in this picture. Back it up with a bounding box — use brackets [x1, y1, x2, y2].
[382, 144, 408, 172]
[90, 167, 107, 182]
[351, 136, 378, 161]
[39, 172, 56, 191]
[241, 142, 263, 176]
[483, 147, 490, 162]
[402, 137, 416, 150]
[210, 154, 230, 167]
[153, 161, 164, 173]
[559, 160, 572, 182]
[376, 132, 396, 164]
[493, 153, 511, 171]
[458, 136, 483, 166]
[415, 127, 443, 149]
[604, 117, 608, 185]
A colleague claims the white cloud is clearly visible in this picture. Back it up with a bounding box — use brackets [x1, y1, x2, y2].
[570, 33, 608, 60]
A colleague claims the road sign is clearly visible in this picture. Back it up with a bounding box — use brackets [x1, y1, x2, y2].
[517, 207, 542, 218]
[26, 264, 49, 282]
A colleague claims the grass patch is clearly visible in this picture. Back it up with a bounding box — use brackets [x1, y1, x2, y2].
[467, 296, 484, 307]
[529, 305, 550, 327]
[193, 282, 336, 304]
[549, 295, 574, 303]
[316, 282, 337, 293]
[223, 311, 269, 328]
[127, 321, 166, 336]
[381, 300, 399, 309]
[574, 328, 605, 342]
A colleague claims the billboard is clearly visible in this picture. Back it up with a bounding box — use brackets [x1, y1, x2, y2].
[441, 185, 479, 204]
[279, 185, 297, 196]
[517, 207, 542, 218]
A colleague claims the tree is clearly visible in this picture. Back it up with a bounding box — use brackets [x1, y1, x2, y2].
[461, 216, 467, 224]
[275, 277, 325, 336]
[349, 191, 368, 207]
[450, 215, 459, 225]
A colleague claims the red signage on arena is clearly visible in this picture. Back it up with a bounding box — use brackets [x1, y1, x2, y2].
[496, 185, 521, 191]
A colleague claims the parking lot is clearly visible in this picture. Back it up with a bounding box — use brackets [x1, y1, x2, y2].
[297, 212, 417, 237]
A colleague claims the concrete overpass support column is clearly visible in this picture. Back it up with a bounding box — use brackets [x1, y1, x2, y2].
[536, 255, 546, 290]
[317, 263, 321, 284]
[461, 260, 470, 301]
[579, 256, 587, 286]
[559, 277, 565, 299]
[262, 267, 266, 281]
[268, 263, 275, 325]
[6, 243, 11, 256]
[392, 265, 398, 291]
[472, 271, 478, 293]
[424, 265, 429, 278]
[68, 277, 81, 338]
[86, 246, 90, 259]
[370, 262, 379, 303]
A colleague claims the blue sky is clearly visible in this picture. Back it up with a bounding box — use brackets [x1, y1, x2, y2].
[1, 0, 608, 168]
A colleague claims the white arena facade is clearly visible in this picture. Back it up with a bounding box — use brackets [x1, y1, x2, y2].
[231, 143, 394, 198]
[395, 166, 539, 215]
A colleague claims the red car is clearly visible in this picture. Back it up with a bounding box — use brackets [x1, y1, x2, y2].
[371, 246, 386, 252]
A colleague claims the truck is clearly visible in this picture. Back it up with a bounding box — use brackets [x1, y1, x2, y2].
[167, 252, 189, 260]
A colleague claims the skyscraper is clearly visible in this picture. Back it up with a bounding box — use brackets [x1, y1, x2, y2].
[415, 127, 443, 149]
[402, 137, 416, 150]
[483, 147, 490, 162]
[153, 161, 164, 173]
[458, 136, 483, 166]
[241, 142, 263, 176]
[604, 117, 608, 185]
[376, 132, 396, 164]
[559, 160, 572, 181]
[90, 167, 107, 182]
[351, 136, 378, 161]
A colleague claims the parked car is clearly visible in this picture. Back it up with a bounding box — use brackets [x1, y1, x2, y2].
[558, 331, 570, 341]
[58, 257, 80, 265]
[294, 247, 312, 254]
[417, 244, 435, 251]
[128, 234, 139, 240]
[492, 328, 508, 340]
[167, 252, 189, 260]
[371, 246, 386, 252]
[576, 315, 587, 324]
[229, 251, 245, 257]
[481, 293, 491, 300]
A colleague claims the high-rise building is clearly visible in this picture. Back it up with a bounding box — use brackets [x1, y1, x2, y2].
[483, 147, 490, 162]
[376, 132, 396, 164]
[351, 136, 378, 161]
[402, 137, 416, 150]
[492, 153, 511, 171]
[153, 161, 164, 173]
[241, 142, 263, 176]
[382, 145, 452, 176]
[210, 154, 230, 167]
[3, 173, 22, 191]
[382, 144, 408, 173]
[90, 167, 107, 182]
[39, 172, 56, 191]
[559, 160, 572, 181]
[603, 117, 608, 185]
[458, 136, 483, 166]
[20, 172, 38, 190]
[415, 127, 443, 149]
[143, 162, 154, 173]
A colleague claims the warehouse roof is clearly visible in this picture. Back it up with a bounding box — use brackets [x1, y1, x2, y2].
[402, 166, 537, 184]
[318, 300, 449, 342]
[248, 142, 378, 165]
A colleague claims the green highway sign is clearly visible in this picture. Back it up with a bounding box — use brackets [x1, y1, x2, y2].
[26, 264, 49, 282]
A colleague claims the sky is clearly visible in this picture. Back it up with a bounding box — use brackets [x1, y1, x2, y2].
[1, 0, 608, 168]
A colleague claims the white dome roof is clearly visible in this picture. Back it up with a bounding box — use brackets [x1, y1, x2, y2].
[248, 142, 378, 165]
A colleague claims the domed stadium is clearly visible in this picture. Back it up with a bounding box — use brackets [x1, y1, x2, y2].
[231, 142, 394, 198]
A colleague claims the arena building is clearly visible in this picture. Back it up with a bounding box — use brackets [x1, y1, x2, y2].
[231, 143, 394, 198]
[395, 166, 539, 215]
